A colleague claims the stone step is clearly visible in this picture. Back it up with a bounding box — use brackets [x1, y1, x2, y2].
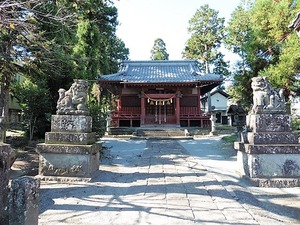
[136, 129, 187, 137]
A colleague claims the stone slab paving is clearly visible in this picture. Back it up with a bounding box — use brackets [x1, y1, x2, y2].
[39, 137, 300, 225]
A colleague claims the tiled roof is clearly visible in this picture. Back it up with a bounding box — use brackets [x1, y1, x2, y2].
[98, 60, 223, 84]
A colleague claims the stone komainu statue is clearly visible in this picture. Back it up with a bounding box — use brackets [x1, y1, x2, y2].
[251, 77, 286, 114]
[56, 79, 89, 115]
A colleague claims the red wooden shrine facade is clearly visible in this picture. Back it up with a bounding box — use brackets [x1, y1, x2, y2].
[97, 60, 223, 128]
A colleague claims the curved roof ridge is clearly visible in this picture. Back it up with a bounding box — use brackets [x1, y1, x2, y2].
[98, 60, 223, 84]
[120, 60, 199, 66]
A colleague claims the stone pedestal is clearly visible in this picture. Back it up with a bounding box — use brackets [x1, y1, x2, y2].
[209, 114, 216, 135]
[235, 114, 300, 187]
[9, 177, 40, 225]
[0, 143, 11, 224]
[36, 115, 101, 182]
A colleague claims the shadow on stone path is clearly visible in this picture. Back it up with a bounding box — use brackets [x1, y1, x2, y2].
[39, 137, 300, 225]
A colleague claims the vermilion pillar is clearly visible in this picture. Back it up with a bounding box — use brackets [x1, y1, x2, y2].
[175, 91, 180, 127]
[197, 86, 201, 114]
[140, 91, 145, 125]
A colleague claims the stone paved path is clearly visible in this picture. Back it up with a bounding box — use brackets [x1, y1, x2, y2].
[39, 138, 300, 225]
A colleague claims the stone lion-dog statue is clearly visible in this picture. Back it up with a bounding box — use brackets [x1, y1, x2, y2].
[251, 77, 285, 114]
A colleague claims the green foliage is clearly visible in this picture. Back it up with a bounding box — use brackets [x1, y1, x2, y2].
[88, 102, 106, 137]
[0, 0, 129, 139]
[150, 38, 169, 60]
[71, 0, 129, 79]
[183, 4, 226, 73]
[69, 0, 129, 117]
[260, 33, 300, 93]
[88, 82, 106, 136]
[27, 1, 76, 111]
[292, 116, 300, 131]
[211, 52, 230, 76]
[225, 0, 300, 108]
[227, 62, 253, 111]
[11, 79, 52, 140]
[221, 134, 237, 142]
[221, 134, 238, 149]
[0, 0, 76, 124]
[225, 2, 252, 65]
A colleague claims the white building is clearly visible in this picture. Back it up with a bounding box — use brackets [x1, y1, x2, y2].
[201, 87, 229, 125]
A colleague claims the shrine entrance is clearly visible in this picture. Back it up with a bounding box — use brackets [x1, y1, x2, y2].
[144, 93, 176, 125]
[98, 60, 223, 128]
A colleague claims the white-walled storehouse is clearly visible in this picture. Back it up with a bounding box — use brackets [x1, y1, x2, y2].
[201, 87, 229, 125]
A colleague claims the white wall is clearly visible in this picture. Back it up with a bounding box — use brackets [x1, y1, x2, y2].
[211, 92, 228, 111]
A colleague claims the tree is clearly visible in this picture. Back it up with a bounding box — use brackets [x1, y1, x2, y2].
[183, 4, 225, 73]
[211, 52, 230, 76]
[71, 0, 129, 79]
[26, 1, 77, 113]
[225, 0, 300, 109]
[227, 63, 254, 110]
[12, 79, 52, 140]
[225, 1, 255, 106]
[0, 0, 129, 140]
[253, 0, 300, 96]
[0, 0, 73, 142]
[225, 2, 252, 74]
[150, 38, 169, 60]
[69, 0, 129, 135]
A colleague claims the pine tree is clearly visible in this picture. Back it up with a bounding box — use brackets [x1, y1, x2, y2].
[150, 38, 169, 60]
[71, 0, 129, 79]
[183, 4, 225, 73]
[0, 0, 73, 141]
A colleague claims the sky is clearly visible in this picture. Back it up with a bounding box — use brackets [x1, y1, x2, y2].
[114, 0, 241, 63]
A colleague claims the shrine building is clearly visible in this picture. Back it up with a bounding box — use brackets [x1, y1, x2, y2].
[97, 60, 223, 128]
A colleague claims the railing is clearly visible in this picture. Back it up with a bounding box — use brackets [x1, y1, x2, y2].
[110, 106, 211, 127]
[120, 107, 141, 115]
[112, 107, 141, 118]
[180, 107, 200, 117]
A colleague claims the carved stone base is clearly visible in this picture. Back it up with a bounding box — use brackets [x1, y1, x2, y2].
[237, 151, 300, 177]
[36, 175, 92, 183]
[247, 114, 292, 133]
[36, 115, 101, 181]
[45, 132, 96, 145]
[36, 142, 101, 178]
[235, 113, 300, 187]
[246, 177, 300, 188]
[51, 115, 92, 133]
[236, 148, 300, 187]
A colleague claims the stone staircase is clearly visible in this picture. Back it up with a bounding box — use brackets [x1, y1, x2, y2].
[106, 126, 235, 138]
[136, 128, 187, 137]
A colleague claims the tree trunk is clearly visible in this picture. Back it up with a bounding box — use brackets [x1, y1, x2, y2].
[204, 44, 210, 74]
[29, 116, 37, 141]
[0, 75, 9, 143]
[205, 61, 210, 74]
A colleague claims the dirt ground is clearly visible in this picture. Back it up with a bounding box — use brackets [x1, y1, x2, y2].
[10, 150, 39, 179]
[6, 131, 39, 179]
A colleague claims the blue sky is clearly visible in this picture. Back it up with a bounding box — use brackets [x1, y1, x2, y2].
[114, 0, 241, 62]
